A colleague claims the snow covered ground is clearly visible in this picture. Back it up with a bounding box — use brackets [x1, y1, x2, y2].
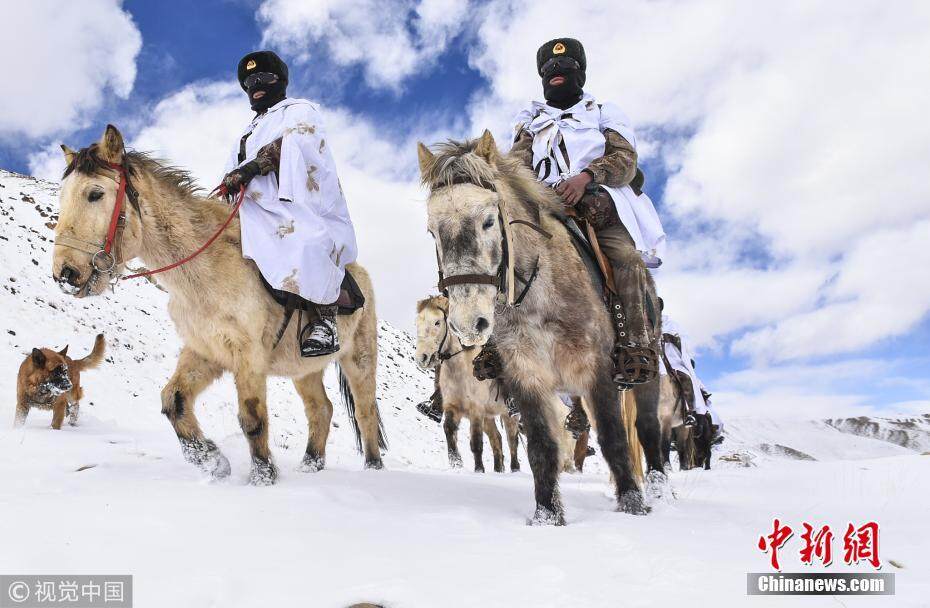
[1, 170, 928, 607]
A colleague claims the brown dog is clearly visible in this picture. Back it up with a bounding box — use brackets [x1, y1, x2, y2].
[14, 334, 106, 429]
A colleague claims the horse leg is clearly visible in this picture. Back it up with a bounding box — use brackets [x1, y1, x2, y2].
[674, 425, 694, 470]
[633, 381, 665, 476]
[443, 407, 463, 468]
[502, 414, 521, 472]
[292, 370, 333, 472]
[587, 365, 648, 515]
[233, 370, 276, 485]
[661, 425, 672, 470]
[160, 347, 227, 478]
[508, 379, 565, 525]
[337, 352, 384, 470]
[484, 416, 505, 473]
[469, 414, 485, 473]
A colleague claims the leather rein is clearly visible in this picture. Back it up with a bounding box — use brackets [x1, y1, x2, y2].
[54, 160, 245, 295]
[434, 307, 469, 362]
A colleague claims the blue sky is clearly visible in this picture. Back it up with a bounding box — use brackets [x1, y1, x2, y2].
[1, 0, 928, 418]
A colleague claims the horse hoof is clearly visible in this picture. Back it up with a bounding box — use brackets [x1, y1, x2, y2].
[644, 469, 674, 503]
[528, 506, 566, 527]
[449, 455, 463, 469]
[617, 490, 650, 515]
[364, 457, 384, 470]
[211, 452, 232, 479]
[181, 438, 230, 479]
[299, 454, 325, 473]
[510, 462, 520, 473]
[249, 458, 278, 486]
[474, 464, 485, 473]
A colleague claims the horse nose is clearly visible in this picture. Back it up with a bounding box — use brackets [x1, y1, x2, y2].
[59, 265, 80, 287]
[474, 317, 490, 333]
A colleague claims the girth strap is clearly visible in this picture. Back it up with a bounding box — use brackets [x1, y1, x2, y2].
[271, 292, 301, 350]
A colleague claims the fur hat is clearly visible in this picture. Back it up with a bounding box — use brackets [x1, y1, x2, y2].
[237, 50, 289, 90]
[536, 38, 586, 75]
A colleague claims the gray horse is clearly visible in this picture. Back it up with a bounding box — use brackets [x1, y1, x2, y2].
[418, 131, 665, 524]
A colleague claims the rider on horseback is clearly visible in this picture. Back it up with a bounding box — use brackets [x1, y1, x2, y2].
[220, 51, 357, 357]
[661, 314, 723, 449]
[510, 38, 666, 386]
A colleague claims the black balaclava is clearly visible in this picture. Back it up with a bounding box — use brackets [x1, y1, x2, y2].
[536, 38, 586, 110]
[238, 50, 289, 113]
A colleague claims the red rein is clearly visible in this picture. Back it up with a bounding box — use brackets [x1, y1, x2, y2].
[103, 161, 245, 281]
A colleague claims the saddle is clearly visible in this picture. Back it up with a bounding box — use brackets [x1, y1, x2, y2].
[260, 269, 365, 316]
[260, 270, 365, 349]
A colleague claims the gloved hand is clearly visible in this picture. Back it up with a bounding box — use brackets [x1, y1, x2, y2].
[221, 160, 262, 194]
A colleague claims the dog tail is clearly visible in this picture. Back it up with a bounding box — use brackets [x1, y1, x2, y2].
[74, 334, 106, 371]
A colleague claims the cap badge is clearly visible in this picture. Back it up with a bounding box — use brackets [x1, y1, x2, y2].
[246, 59, 257, 70]
[553, 42, 566, 55]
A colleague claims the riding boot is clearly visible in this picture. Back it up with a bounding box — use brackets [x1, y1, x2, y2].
[472, 340, 503, 381]
[299, 303, 339, 357]
[416, 368, 444, 423]
[564, 396, 590, 439]
[674, 369, 697, 427]
[595, 224, 660, 386]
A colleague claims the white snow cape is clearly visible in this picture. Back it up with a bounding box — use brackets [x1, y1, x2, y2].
[223, 98, 358, 304]
[513, 93, 666, 263]
[661, 316, 723, 427]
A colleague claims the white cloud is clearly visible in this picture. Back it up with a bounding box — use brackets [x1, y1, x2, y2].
[0, 0, 141, 139]
[257, 0, 472, 91]
[732, 220, 930, 362]
[131, 82, 253, 187]
[712, 357, 930, 419]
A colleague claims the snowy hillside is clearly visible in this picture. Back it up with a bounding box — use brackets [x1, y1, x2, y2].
[1, 169, 928, 607]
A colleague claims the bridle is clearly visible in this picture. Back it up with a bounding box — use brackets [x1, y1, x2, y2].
[433, 180, 552, 310]
[434, 306, 469, 363]
[54, 160, 245, 295]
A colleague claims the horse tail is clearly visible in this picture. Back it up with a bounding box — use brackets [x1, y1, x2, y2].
[622, 390, 645, 486]
[337, 363, 388, 453]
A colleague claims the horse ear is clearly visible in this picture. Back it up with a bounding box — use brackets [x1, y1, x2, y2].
[60, 144, 76, 166]
[474, 129, 499, 163]
[417, 142, 436, 178]
[31, 348, 47, 368]
[58, 345, 69, 357]
[99, 124, 125, 164]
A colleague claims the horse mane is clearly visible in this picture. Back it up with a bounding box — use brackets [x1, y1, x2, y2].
[416, 294, 447, 314]
[420, 137, 564, 219]
[63, 145, 203, 198]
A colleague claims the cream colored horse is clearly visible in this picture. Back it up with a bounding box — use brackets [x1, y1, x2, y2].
[52, 125, 385, 484]
[416, 295, 520, 472]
